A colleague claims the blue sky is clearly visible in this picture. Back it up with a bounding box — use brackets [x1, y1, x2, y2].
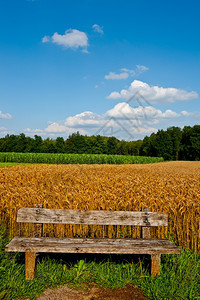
[0, 0, 200, 140]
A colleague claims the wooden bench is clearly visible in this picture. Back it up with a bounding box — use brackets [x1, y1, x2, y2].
[5, 205, 180, 280]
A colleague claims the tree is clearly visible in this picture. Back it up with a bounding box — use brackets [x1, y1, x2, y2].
[2, 134, 18, 152]
[66, 132, 88, 154]
[106, 137, 119, 154]
[43, 138, 56, 153]
[128, 140, 142, 156]
[33, 135, 44, 152]
[140, 136, 151, 156]
[154, 130, 173, 160]
[55, 137, 65, 153]
[167, 127, 182, 160]
[117, 140, 128, 155]
[91, 135, 106, 154]
[179, 126, 194, 160]
[190, 125, 200, 160]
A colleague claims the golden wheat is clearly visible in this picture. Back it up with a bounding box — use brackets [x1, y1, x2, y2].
[0, 161, 199, 251]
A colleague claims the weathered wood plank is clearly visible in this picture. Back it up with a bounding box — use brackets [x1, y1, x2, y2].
[25, 252, 36, 280]
[34, 204, 43, 238]
[141, 207, 151, 238]
[5, 237, 180, 254]
[17, 208, 168, 226]
[151, 254, 161, 277]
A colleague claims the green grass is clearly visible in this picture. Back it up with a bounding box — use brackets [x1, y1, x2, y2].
[0, 152, 164, 165]
[0, 224, 199, 300]
[0, 162, 28, 167]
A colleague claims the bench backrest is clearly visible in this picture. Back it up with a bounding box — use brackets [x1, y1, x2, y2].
[17, 207, 168, 227]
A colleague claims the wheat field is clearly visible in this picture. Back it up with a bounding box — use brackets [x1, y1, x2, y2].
[0, 161, 199, 251]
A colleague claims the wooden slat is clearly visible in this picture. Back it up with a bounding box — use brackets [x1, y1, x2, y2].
[141, 207, 151, 238]
[5, 237, 180, 255]
[34, 204, 43, 238]
[17, 208, 168, 226]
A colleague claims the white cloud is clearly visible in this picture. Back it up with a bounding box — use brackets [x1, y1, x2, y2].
[25, 112, 103, 137]
[105, 71, 129, 80]
[0, 110, 12, 119]
[107, 91, 122, 99]
[106, 103, 181, 120]
[42, 35, 50, 43]
[135, 126, 158, 134]
[24, 101, 195, 140]
[136, 65, 149, 73]
[42, 29, 88, 51]
[106, 103, 136, 118]
[0, 127, 13, 137]
[104, 65, 148, 81]
[180, 110, 194, 117]
[65, 111, 102, 127]
[121, 68, 135, 75]
[107, 80, 198, 103]
[25, 125, 87, 136]
[44, 123, 69, 133]
[92, 24, 104, 34]
[25, 128, 44, 133]
[25, 118, 89, 136]
[162, 109, 180, 118]
[94, 81, 104, 88]
[81, 48, 89, 54]
[52, 29, 88, 49]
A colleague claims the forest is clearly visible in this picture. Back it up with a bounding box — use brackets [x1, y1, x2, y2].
[0, 125, 199, 161]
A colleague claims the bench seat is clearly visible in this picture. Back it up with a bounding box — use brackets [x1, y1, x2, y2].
[5, 206, 180, 279]
[5, 237, 180, 255]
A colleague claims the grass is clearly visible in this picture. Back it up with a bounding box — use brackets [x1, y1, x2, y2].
[0, 152, 164, 164]
[0, 162, 28, 167]
[0, 224, 200, 300]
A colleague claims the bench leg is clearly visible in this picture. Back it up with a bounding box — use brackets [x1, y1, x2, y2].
[151, 254, 161, 277]
[25, 252, 36, 280]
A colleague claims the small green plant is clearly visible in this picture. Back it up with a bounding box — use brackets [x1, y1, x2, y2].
[74, 260, 87, 280]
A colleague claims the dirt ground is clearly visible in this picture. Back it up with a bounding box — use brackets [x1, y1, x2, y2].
[33, 284, 147, 300]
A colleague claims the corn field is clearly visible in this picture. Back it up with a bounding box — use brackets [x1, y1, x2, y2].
[0, 152, 164, 164]
[0, 161, 199, 251]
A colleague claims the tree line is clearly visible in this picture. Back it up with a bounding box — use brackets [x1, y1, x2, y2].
[0, 125, 199, 160]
